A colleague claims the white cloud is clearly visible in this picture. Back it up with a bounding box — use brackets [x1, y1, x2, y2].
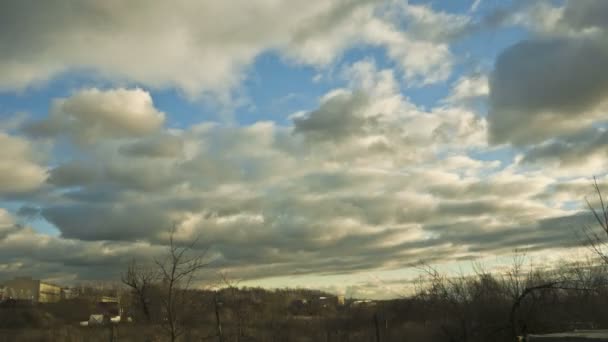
[445, 74, 489, 104]
[0, 133, 47, 194]
[470, 0, 482, 13]
[25, 88, 164, 144]
[0, 0, 464, 97]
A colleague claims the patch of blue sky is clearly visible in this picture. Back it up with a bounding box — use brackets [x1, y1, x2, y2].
[0, 67, 225, 130]
[0, 200, 59, 236]
[408, 0, 476, 14]
[29, 218, 60, 236]
[405, 77, 454, 110]
[469, 146, 516, 170]
[236, 51, 333, 126]
[453, 25, 529, 72]
[338, 43, 454, 111]
[236, 45, 391, 127]
[0, 69, 110, 121]
[149, 87, 221, 129]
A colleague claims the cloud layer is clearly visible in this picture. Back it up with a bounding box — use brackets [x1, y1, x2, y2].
[0, 0, 461, 97]
[1, 0, 607, 295]
[1, 59, 596, 285]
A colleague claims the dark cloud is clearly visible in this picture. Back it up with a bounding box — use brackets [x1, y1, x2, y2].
[16, 206, 41, 221]
[119, 134, 184, 158]
[424, 212, 589, 255]
[293, 91, 375, 142]
[42, 203, 172, 241]
[486, 0, 608, 147]
[522, 127, 608, 165]
[428, 178, 545, 200]
[47, 161, 100, 187]
[47, 159, 180, 192]
[559, 0, 608, 31]
[488, 37, 608, 145]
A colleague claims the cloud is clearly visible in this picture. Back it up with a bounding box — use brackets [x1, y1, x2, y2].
[1, 73, 478, 279]
[0, 133, 47, 195]
[41, 202, 175, 241]
[488, 38, 608, 145]
[0, 49, 595, 287]
[119, 133, 184, 158]
[0, 211, 167, 282]
[470, 0, 482, 13]
[0, 0, 463, 97]
[24, 88, 164, 144]
[558, 0, 608, 33]
[0, 209, 20, 239]
[3, 0, 608, 296]
[444, 74, 489, 105]
[293, 90, 373, 142]
[487, 0, 608, 146]
[522, 127, 608, 166]
[47, 161, 100, 187]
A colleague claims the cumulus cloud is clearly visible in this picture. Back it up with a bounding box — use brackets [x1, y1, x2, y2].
[293, 91, 373, 142]
[558, 0, 608, 33]
[488, 0, 608, 146]
[24, 88, 164, 144]
[4, 63, 577, 283]
[444, 74, 489, 105]
[119, 133, 184, 158]
[488, 37, 608, 145]
[3, 0, 606, 286]
[522, 127, 608, 166]
[0, 133, 47, 195]
[0, 210, 167, 282]
[476, 0, 608, 190]
[0, 209, 20, 239]
[0, 0, 463, 97]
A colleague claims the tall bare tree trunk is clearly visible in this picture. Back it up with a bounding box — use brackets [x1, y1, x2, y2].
[215, 292, 224, 342]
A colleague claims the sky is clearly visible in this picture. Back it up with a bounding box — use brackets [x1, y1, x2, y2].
[1, 0, 608, 299]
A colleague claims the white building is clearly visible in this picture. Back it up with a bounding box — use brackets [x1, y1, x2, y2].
[2, 276, 62, 303]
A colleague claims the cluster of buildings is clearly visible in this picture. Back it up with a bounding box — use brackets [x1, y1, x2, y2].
[0, 276, 120, 307]
[0, 276, 64, 303]
[0, 276, 125, 325]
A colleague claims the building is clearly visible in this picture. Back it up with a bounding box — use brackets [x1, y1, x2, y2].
[96, 296, 121, 318]
[61, 287, 77, 300]
[2, 276, 62, 303]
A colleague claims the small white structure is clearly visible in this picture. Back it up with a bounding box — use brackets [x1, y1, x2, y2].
[88, 314, 107, 326]
[80, 314, 131, 326]
[524, 330, 608, 341]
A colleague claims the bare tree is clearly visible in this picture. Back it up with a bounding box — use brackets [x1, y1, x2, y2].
[219, 271, 251, 341]
[154, 227, 210, 342]
[121, 259, 158, 322]
[122, 227, 210, 342]
[585, 177, 608, 264]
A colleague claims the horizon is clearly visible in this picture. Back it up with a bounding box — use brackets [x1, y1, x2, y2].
[2, 0, 608, 300]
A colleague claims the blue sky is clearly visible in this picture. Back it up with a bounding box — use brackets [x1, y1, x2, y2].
[1, 0, 607, 298]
